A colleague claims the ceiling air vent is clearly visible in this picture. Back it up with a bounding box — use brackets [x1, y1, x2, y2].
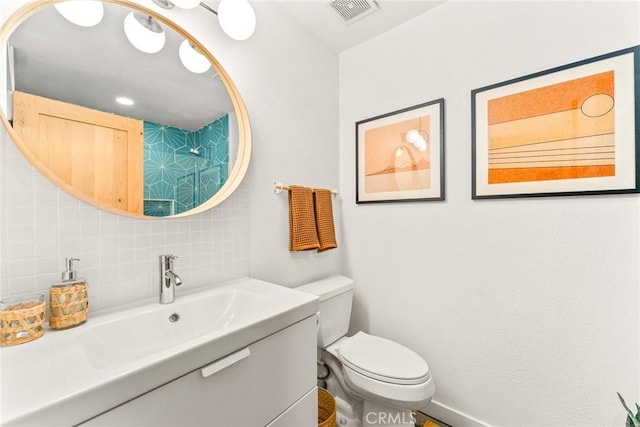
[327, 0, 379, 25]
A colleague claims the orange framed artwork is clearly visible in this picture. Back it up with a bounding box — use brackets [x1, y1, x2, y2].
[356, 99, 445, 203]
[472, 46, 640, 199]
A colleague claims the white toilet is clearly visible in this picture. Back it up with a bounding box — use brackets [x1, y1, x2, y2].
[296, 276, 435, 427]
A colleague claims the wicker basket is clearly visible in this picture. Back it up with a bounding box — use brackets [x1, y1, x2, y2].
[0, 295, 46, 346]
[318, 388, 336, 427]
[49, 283, 89, 329]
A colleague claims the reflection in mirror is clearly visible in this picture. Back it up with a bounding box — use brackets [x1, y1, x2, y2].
[1, 0, 248, 217]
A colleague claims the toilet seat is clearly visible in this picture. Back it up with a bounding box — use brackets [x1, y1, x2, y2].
[323, 333, 435, 410]
[338, 332, 430, 385]
[341, 362, 434, 410]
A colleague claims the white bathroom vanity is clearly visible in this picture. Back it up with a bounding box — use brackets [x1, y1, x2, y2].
[0, 278, 319, 427]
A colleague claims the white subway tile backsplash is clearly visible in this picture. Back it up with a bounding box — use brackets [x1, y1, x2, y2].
[33, 174, 57, 193]
[59, 208, 79, 224]
[99, 266, 118, 283]
[80, 223, 100, 239]
[117, 222, 134, 237]
[6, 174, 33, 193]
[117, 250, 135, 265]
[33, 226, 59, 242]
[58, 191, 80, 209]
[80, 254, 100, 270]
[34, 190, 57, 207]
[117, 262, 136, 280]
[118, 236, 135, 251]
[34, 240, 58, 258]
[99, 236, 118, 253]
[59, 239, 80, 256]
[1, 132, 250, 310]
[134, 222, 150, 235]
[98, 292, 121, 310]
[164, 221, 178, 234]
[7, 225, 34, 242]
[149, 233, 165, 248]
[80, 237, 101, 254]
[35, 257, 59, 276]
[34, 207, 58, 224]
[6, 190, 33, 207]
[7, 259, 34, 278]
[98, 210, 119, 223]
[7, 276, 35, 295]
[100, 222, 118, 237]
[59, 224, 80, 241]
[134, 234, 150, 248]
[79, 209, 99, 224]
[35, 274, 55, 293]
[190, 220, 202, 233]
[7, 207, 34, 226]
[6, 241, 33, 261]
[150, 221, 166, 236]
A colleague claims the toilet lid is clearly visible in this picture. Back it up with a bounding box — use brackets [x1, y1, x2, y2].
[339, 332, 429, 385]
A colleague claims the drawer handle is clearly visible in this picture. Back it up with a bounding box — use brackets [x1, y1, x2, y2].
[200, 347, 251, 378]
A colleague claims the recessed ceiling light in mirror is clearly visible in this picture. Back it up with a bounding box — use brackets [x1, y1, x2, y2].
[116, 97, 134, 106]
[54, 0, 104, 27]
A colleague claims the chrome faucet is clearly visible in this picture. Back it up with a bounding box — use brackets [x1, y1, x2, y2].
[159, 254, 182, 304]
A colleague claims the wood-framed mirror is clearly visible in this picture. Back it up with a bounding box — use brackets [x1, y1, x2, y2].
[0, 0, 251, 218]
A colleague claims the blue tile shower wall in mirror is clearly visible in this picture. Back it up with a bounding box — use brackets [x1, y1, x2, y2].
[143, 115, 229, 216]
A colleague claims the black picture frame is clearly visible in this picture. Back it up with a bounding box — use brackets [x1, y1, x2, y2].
[471, 46, 640, 199]
[356, 99, 445, 204]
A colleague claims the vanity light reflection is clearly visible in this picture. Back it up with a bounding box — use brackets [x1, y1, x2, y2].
[54, 0, 104, 27]
[179, 40, 211, 74]
[124, 11, 166, 54]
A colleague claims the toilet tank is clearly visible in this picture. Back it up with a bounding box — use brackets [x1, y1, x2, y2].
[296, 276, 354, 348]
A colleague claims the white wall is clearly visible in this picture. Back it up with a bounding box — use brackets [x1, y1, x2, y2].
[240, 3, 342, 286]
[0, 0, 341, 309]
[339, 2, 640, 426]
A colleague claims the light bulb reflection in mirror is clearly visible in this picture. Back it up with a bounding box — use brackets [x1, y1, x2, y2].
[171, 0, 202, 9]
[54, 0, 104, 27]
[124, 12, 166, 54]
[179, 40, 211, 74]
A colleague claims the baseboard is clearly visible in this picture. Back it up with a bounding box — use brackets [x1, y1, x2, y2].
[421, 399, 491, 427]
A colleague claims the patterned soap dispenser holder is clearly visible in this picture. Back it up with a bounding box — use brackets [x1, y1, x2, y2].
[49, 257, 89, 330]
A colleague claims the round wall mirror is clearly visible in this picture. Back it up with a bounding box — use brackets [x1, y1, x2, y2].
[0, 0, 251, 218]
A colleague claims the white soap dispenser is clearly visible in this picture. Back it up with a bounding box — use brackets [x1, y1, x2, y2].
[49, 257, 89, 329]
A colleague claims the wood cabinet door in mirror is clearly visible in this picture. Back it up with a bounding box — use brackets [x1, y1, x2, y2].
[13, 91, 143, 214]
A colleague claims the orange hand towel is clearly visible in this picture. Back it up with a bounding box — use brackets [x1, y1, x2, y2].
[289, 186, 320, 251]
[313, 189, 338, 252]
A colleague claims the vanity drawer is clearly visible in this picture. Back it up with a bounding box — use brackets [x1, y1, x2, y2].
[266, 387, 317, 427]
[80, 316, 317, 427]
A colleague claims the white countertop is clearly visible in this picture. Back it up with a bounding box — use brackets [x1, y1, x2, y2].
[0, 277, 318, 427]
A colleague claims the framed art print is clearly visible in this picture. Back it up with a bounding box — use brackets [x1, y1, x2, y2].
[472, 46, 640, 199]
[356, 99, 445, 203]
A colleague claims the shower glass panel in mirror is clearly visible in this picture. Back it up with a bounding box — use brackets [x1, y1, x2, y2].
[0, 0, 251, 218]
